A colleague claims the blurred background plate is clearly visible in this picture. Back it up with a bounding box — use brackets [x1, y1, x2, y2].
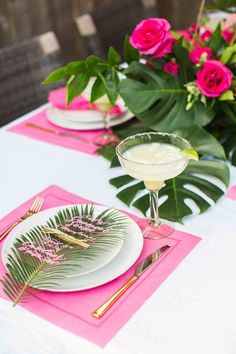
[46, 106, 134, 130]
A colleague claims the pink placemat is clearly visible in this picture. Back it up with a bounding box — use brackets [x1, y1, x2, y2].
[0, 185, 201, 347]
[8, 110, 104, 155]
[226, 185, 236, 200]
[48, 87, 122, 115]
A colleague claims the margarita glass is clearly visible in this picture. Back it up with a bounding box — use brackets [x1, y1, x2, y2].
[116, 132, 195, 239]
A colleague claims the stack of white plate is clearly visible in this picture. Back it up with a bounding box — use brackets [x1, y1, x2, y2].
[2, 204, 143, 292]
[46, 97, 134, 131]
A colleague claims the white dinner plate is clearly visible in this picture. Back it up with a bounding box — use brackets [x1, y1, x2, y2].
[2, 204, 143, 292]
[46, 107, 134, 130]
[53, 97, 127, 123]
[2, 204, 129, 279]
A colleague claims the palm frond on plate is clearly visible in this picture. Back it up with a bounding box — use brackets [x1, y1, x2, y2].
[1, 205, 128, 306]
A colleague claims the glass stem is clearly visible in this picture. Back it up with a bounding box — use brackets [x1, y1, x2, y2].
[103, 111, 110, 132]
[148, 189, 160, 227]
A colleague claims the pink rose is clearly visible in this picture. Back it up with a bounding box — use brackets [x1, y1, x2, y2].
[222, 29, 234, 42]
[189, 47, 213, 64]
[188, 23, 212, 41]
[130, 18, 173, 57]
[188, 23, 197, 34]
[177, 30, 192, 41]
[196, 60, 232, 97]
[163, 62, 179, 75]
[200, 29, 212, 42]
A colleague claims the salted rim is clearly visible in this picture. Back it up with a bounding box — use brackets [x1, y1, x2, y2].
[116, 132, 192, 166]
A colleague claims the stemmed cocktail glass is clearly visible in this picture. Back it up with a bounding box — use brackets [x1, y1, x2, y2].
[116, 132, 195, 239]
[83, 80, 119, 146]
[93, 97, 118, 146]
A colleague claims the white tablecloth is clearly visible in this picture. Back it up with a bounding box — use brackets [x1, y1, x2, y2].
[0, 105, 236, 354]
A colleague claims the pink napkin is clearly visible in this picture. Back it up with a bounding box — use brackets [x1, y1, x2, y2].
[8, 110, 104, 155]
[0, 185, 201, 347]
[48, 87, 122, 115]
[226, 185, 236, 200]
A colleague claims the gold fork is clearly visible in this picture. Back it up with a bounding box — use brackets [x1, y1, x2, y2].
[0, 196, 44, 241]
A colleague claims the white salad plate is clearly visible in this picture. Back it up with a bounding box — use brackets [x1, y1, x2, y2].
[2, 205, 143, 291]
[46, 106, 134, 130]
[2, 205, 125, 278]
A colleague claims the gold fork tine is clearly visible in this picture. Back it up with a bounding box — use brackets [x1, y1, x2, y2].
[29, 196, 40, 213]
[33, 197, 43, 213]
[0, 196, 44, 241]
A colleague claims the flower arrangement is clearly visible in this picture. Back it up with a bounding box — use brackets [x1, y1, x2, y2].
[43, 1, 236, 222]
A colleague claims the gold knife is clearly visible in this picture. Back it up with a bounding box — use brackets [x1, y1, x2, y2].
[92, 244, 171, 318]
[26, 122, 89, 143]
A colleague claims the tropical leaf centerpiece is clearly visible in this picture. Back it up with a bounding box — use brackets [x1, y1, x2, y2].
[1, 205, 128, 306]
[43, 0, 236, 221]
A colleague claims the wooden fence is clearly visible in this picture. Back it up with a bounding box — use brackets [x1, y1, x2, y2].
[0, 0, 203, 61]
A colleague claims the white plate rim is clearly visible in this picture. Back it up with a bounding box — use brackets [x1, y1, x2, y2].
[51, 97, 127, 123]
[42, 210, 143, 292]
[2, 204, 128, 279]
[2, 204, 143, 292]
[46, 107, 134, 131]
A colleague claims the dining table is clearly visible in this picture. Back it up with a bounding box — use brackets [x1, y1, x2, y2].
[0, 102, 236, 354]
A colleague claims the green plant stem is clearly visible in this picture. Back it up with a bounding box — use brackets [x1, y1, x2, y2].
[230, 30, 236, 45]
[196, 0, 206, 32]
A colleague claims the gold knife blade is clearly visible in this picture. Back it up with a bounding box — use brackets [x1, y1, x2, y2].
[26, 122, 89, 143]
[92, 244, 171, 319]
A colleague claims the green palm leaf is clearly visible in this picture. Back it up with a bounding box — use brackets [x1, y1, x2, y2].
[1, 205, 128, 306]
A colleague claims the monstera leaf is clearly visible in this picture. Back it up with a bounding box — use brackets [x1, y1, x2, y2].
[119, 42, 216, 132]
[221, 125, 236, 166]
[110, 160, 229, 223]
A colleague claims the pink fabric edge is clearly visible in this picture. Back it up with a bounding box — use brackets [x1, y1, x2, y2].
[7, 110, 105, 155]
[226, 185, 236, 200]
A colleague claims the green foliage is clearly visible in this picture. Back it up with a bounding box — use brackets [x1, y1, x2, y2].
[219, 90, 234, 101]
[207, 23, 224, 55]
[110, 160, 229, 223]
[42, 67, 67, 84]
[96, 122, 229, 221]
[108, 47, 122, 66]
[66, 72, 90, 104]
[221, 125, 236, 166]
[1, 205, 127, 306]
[221, 44, 236, 64]
[123, 35, 139, 63]
[42, 28, 234, 224]
[43, 52, 122, 106]
[172, 125, 226, 160]
[220, 101, 236, 123]
[119, 61, 215, 132]
[207, 0, 236, 12]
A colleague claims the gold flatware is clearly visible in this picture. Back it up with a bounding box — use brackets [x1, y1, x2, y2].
[43, 226, 89, 248]
[0, 196, 44, 241]
[92, 244, 171, 319]
[26, 122, 89, 143]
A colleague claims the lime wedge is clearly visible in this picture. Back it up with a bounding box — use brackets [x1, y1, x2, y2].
[180, 148, 199, 161]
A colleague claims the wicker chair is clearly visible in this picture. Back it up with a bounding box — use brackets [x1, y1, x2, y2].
[0, 32, 64, 127]
[75, 0, 158, 58]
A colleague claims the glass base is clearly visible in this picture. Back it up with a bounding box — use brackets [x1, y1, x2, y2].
[93, 131, 119, 146]
[141, 218, 175, 240]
